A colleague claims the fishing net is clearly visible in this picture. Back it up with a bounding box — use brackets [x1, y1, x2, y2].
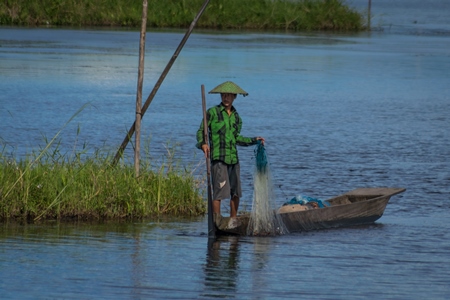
[247, 141, 288, 236]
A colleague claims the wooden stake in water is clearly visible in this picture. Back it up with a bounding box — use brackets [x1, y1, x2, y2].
[201, 84, 215, 238]
[134, 0, 148, 177]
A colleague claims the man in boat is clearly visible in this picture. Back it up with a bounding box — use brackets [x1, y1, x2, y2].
[196, 81, 265, 220]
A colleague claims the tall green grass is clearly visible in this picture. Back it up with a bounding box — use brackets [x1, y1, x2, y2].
[0, 144, 206, 222]
[0, 0, 364, 31]
[0, 105, 206, 222]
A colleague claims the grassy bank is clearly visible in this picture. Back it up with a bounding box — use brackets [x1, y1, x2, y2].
[0, 0, 364, 31]
[0, 144, 206, 223]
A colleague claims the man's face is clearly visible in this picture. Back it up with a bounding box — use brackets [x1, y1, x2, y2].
[221, 93, 237, 108]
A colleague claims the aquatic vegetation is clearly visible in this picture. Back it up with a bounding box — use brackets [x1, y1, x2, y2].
[0, 0, 364, 31]
[0, 105, 206, 222]
[0, 143, 206, 222]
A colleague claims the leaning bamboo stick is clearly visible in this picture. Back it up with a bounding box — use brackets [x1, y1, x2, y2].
[113, 0, 211, 166]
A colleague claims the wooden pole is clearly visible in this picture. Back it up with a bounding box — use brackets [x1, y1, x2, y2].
[368, 0, 372, 31]
[201, 84, 215, 239]
[112, 0, 211, 166]
[135, 0, 148, 177]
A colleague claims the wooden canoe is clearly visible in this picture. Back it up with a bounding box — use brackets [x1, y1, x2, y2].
[214, 187, 406, 236]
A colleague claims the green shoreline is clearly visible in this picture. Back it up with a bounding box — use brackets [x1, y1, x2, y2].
[0, 0, 365, 31]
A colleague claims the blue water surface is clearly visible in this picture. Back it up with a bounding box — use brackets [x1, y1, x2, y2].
[1, 1, 450, 299]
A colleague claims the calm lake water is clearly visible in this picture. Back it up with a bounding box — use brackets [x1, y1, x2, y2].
[1, 1, 450, 299]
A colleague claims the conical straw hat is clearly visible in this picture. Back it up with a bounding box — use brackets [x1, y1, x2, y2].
[208, 81, 248, 97]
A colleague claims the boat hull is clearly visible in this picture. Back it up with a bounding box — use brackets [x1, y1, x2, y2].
[214, 187, 406, 236]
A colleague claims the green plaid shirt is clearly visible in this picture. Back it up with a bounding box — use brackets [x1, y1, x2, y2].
[196, 104, 257, 164]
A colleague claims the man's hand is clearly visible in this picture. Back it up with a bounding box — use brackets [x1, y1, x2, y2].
[256, 137, 265, 145]
[201, 144, 210, 158]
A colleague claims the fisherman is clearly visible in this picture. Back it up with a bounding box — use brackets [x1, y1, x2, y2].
[196, 81, 265, 219]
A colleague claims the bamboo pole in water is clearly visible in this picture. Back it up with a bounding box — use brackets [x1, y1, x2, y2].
[113, 0, 211, 166]
[201, 84, 215, 238]
[368, 0, 372, 30]
[134, 0, 148, 177]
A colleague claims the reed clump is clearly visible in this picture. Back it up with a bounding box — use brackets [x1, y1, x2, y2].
[0, 144, 206, 223]
[0, 0, 364, 31]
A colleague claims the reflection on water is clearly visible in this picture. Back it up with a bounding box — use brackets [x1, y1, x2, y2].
[204, 237, 240, 297]
[1, 0, 450, 298]
[1, 214, 450, 299]
[204, 236, 277, 299]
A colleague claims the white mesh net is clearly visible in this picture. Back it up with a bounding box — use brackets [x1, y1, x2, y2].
[247, 143, 288, 236]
